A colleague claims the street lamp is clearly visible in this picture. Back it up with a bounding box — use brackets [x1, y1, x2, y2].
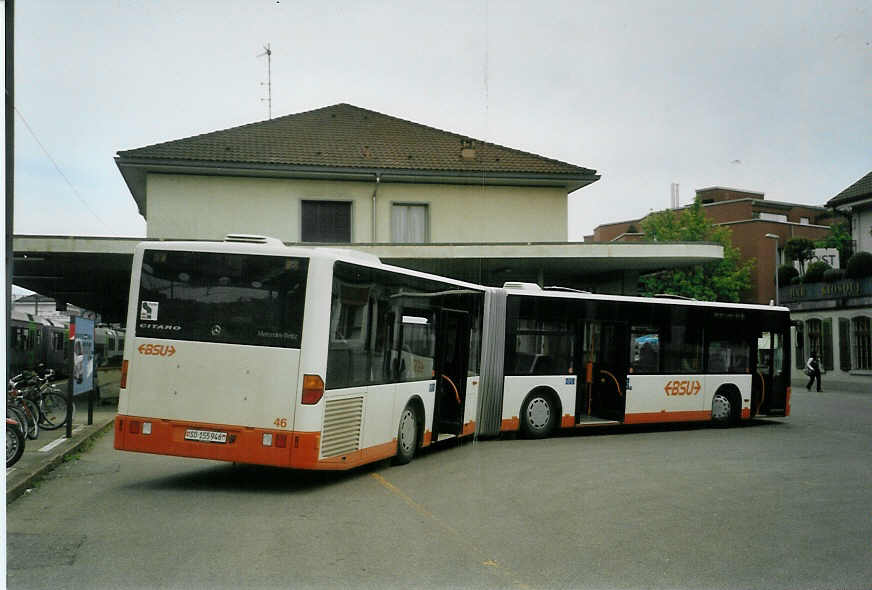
[765, 233, 780, 306]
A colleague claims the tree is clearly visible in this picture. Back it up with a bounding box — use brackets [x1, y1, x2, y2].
[638, 198, 754, 302]
[784, 238, 815, 276]
[814, 222, 853, 267]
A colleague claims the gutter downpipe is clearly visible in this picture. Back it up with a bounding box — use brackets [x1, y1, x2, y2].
[371, 173, 381, 242]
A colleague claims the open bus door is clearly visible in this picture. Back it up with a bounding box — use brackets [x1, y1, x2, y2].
[753, 328, 790, 416]
[431, 309, 470, 441]
[576, 321, 628, 424]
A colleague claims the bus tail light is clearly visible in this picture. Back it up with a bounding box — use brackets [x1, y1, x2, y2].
[301, 374, 324, 405]
[120, 360, 129, 389]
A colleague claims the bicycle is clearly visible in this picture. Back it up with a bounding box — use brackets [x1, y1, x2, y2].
[7, 417, 25, 467]
[10, 367, 73, 432]
[6, 404, 28, 438]
[7, 388, 40, 440]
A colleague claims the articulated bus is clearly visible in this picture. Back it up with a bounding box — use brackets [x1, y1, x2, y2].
[115, 236, 486, 469]
[477, 283, 791, 440]
[115, 237, 790, 470]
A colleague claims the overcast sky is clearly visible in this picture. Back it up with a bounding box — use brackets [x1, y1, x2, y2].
[9, 0, 872, 241]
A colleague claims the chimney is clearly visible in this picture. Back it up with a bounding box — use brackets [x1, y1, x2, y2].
[460, 138, 476, 160]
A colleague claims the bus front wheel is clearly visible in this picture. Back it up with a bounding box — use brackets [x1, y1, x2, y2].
[521, 390, 558, 439]
[393, 404, 419, 465]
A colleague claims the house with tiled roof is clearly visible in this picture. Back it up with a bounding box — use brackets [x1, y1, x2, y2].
[116, 103, 598, 244]
[826, 169, 872, 254]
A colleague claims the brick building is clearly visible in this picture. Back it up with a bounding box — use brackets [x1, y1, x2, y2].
[587, 187, 838, 304]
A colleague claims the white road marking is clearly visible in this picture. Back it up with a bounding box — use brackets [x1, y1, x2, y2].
[38, 425, 88, 452]
[6, 467, 16, 476]
[39, 437, 69, 452]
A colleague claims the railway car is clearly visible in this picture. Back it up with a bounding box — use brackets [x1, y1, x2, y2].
[95, 326, 125, 366]
[9, 313, 72, 377]
[43, 317, 69, 376]
[9, 311, 43, 376]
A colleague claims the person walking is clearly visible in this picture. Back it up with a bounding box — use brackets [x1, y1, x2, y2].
[806, 351, 822, 392]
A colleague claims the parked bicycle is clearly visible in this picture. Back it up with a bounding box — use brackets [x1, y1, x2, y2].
[6, 417, 25, 467]
[6, 388, 40, 440]
[9, 365, 74, 432]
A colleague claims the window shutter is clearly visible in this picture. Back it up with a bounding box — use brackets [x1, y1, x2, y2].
[302, 201, 351, 243]
[839, 318, 851, 371]
[822, 318, 833, 371]
[795, 322, 804, 370]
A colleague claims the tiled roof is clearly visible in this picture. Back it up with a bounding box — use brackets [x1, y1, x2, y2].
[827, 170, 872, 207]
[117, 103, 595, 177]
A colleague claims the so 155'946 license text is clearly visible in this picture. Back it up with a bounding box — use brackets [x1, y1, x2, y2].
[184, 429, 227, 443]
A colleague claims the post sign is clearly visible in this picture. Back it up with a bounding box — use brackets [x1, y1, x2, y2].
[794, 248, 839, 272]
[70, 316, 95, 396]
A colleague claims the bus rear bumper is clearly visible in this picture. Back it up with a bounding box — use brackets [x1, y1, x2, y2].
[113, 415, 397, 470]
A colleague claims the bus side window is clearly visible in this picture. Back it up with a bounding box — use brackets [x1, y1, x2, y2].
[630, 326, 659, 373]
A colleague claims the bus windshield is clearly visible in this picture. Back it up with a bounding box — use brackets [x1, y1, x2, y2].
[137, 250, 308, 348]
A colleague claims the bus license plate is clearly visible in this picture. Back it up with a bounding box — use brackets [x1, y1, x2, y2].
[184, 429, 227, 444]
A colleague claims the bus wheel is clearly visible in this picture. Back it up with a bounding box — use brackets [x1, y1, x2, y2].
[711, 391, 733, 427]
[521, 390, 557, 439]
[393, 404, 418, 465]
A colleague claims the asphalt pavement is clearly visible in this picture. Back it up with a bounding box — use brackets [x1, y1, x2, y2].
[6, 375, 818, 505]
[5, 381, 871, 590]
[5, 368, 119, 503]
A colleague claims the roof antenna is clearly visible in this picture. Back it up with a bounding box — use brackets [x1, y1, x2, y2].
[258, 43, 272, 119]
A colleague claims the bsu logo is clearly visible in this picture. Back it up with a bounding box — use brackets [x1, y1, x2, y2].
[664, 380, 701, 396]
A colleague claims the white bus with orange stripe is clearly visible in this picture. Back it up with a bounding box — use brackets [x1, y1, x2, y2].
[115, 237, 791, 471]
[114, 235, 485, 469]
[482, 283, 791, 438]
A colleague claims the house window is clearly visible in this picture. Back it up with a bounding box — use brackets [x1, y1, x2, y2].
[301, 201, 351, 243]
[852, 316, 871, 370]
[759, 212, 788, 222]
[391, 203, 429, 243]
[800, 217, 810, 225]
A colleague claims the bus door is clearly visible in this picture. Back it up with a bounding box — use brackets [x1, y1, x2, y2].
[432, 309, 470, 440]
[753, 329, 788, 415]
[576, 321, 628, 422]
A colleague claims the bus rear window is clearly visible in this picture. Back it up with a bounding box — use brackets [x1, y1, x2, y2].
[137, 250, 308, 348]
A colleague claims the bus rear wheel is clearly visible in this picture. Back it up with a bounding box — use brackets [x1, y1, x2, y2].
[711, 391, 733, 427]
[393, 404, 419, 465]
[521, 390, 558, 439]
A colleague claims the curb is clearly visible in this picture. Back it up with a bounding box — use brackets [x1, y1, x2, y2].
[6, 417, 116, 504]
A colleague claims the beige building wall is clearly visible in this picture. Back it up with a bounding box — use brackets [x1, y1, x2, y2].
[373, 183, 566, 243]
[146, 175, 372, 241]
[855, 207, 872, 253]
[145, 173, 568, 243]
